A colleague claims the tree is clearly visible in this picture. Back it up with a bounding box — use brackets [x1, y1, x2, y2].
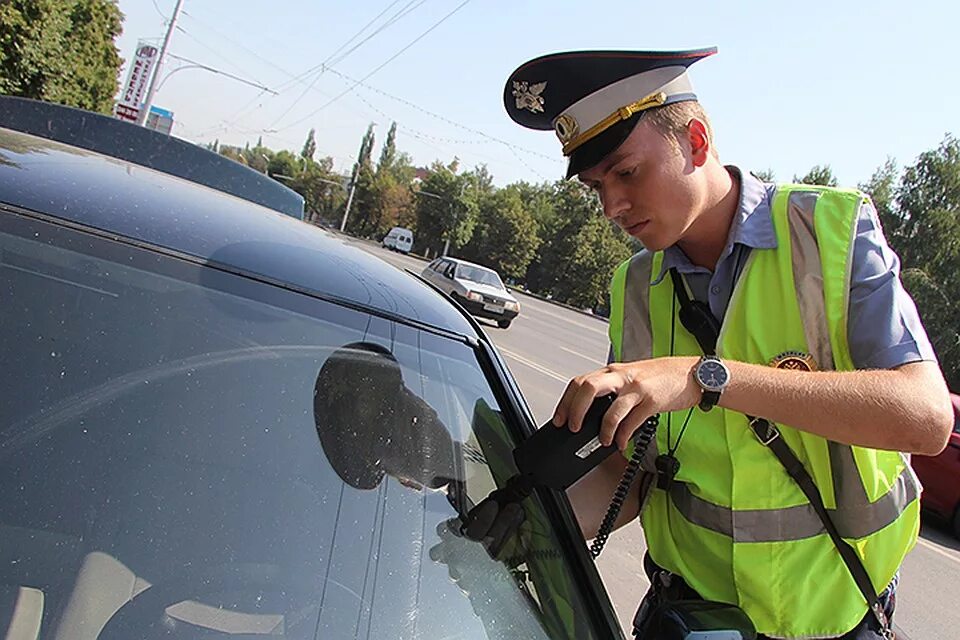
[862, 136, 960, 390]
[293, 157, 347, 225]
[267, 150, 299, 180]
[461, 188, 541, 282]
[218, 144, 246, 165]
[753, 168, 776, 182]
[345, 124, 378, 236]
[300, 128, 316, 161]
[528, 180, 633, 309]
[414, 162, 478, 257]
[0, 0, 124, 114]
[793, 164, 838, 187]
[377, 122, 398, 176]
[858, 158, 900, 241]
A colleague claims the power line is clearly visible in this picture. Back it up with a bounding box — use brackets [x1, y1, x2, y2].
[326, 0, 428, 69]
[173, 25, 265, 83]
[322, 0, 407, 68]
[163, 53, 278, 94]
[267, 0, 427, 129]
[274, 0, 472, 133]
[322, 66, 561, 163]
[350, 86, 555, 180]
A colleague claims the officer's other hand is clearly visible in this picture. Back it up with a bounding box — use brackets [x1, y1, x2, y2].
[460, 497, 526, 561]
[428, 520, 550, 639]
[551, 357, 700, 451]
[429, 519, 516, 591]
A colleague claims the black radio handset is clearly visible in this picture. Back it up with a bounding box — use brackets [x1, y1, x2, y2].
[511, 394, 660, 558]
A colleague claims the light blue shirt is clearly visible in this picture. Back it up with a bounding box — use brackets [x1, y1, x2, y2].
[643, 167, 936, 370]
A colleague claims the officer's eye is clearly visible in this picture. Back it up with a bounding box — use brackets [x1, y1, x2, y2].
[616, 165, 636, 178]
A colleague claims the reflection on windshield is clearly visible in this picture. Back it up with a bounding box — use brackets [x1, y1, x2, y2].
[456, 264, 504, 289]
[0, 218, 600, 640]
[313, 341, 460, 492]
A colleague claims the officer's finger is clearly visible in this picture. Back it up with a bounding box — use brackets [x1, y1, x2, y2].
[551, 377, 582, 428]
[462, 500, 499, 541]
[566, 373, 620, 433]
[601, 393, 643, 447]
[613, 402, 656, 452]
[485, 502, 526, 560]
[428, 542, 446, 563]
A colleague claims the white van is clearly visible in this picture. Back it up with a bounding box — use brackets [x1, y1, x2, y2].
[381, 227, 414, 254]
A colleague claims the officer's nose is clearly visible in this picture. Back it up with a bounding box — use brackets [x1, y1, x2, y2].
[600, 191, 628, 224]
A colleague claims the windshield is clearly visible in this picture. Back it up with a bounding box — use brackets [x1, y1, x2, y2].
[456, 264, 505, 289]
[0, 214, 601, 640]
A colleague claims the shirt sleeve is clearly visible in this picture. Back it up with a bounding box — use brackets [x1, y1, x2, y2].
[847, 200, 938, 370]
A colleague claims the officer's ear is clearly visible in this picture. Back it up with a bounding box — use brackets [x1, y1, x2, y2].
[685, 117, 711, 168]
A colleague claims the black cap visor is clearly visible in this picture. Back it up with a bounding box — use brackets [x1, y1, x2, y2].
[565, 111, 644, 178]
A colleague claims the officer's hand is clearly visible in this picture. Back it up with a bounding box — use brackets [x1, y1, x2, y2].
[552, 357, 700, 451]
[460, 491, 526, 561]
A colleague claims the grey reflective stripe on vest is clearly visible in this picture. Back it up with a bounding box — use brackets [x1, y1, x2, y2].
[786, 190, 872, 510]
[786, 190, 835, 372]
[620, 251, 654, 362]
[668, 466, 918, 542]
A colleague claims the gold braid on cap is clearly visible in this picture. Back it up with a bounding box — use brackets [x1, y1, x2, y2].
[559, 91, 667, 156]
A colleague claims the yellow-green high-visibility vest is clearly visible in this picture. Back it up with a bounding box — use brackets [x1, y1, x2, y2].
[608, 185, 920, 638]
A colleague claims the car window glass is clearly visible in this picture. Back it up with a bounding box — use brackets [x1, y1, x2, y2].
[455, 264, 504, 289]
[0, 220, 601, 640]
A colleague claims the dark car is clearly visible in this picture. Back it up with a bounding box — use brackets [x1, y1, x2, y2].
[912, 393, 960, 537]
[0, 101, 622, 639]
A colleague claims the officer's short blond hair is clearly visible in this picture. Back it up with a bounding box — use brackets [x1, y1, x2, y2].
[644, 101, 719, 158]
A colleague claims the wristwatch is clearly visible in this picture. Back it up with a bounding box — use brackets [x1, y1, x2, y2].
[694, 355, 730, 412]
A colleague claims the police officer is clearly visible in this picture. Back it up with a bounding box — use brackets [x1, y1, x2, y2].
[503, 48, 954, 639]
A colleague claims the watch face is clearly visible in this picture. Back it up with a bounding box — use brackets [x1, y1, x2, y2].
[697, 359, 729, 391]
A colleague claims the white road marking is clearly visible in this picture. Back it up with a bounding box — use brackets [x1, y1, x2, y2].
[560, 345, 605, 365]
[518, 299, 608, 335]
[499, 348, 569, 383]
[915, 536, 960, 566]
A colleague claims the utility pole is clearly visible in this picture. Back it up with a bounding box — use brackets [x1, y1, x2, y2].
[138, 0, 186, 125]
[339, 178, 357, 232]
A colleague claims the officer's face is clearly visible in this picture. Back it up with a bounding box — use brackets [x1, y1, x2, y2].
[578, 120, 706, 250]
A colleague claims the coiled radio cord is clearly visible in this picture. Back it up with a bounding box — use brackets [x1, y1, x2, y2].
[589, 414, 660, 558]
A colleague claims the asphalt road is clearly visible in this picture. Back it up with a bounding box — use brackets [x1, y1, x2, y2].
[346, 234, 960, 639]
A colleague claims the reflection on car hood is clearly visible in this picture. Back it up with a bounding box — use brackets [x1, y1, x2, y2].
[456, 279, 517, 302]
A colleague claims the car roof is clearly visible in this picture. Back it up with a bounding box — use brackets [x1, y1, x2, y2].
[0, 96, 304, 218]
[0, 126, 477, 337]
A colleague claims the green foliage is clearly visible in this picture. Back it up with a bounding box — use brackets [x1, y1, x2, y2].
[293, 157, 347, 225]
[527, 181, 632, 309]
[793, 164, 838, 187]
[414, 162, 478, 256]
[876, 136, 960, 389]
[267, 150, 299, 180]
[344, 124, 378, 236]
[377, 122, 397, 176]
[460, 188, 540, 281]
[858, 158, 899, 236]
[0, 0, 124, 114]
[753, 168, 776, 182]
[300, 129, 316, 161]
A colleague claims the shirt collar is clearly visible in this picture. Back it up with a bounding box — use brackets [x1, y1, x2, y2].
[651, 166, 777, 285]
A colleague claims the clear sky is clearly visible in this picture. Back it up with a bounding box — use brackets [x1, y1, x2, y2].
[117, 0, 959, 188]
